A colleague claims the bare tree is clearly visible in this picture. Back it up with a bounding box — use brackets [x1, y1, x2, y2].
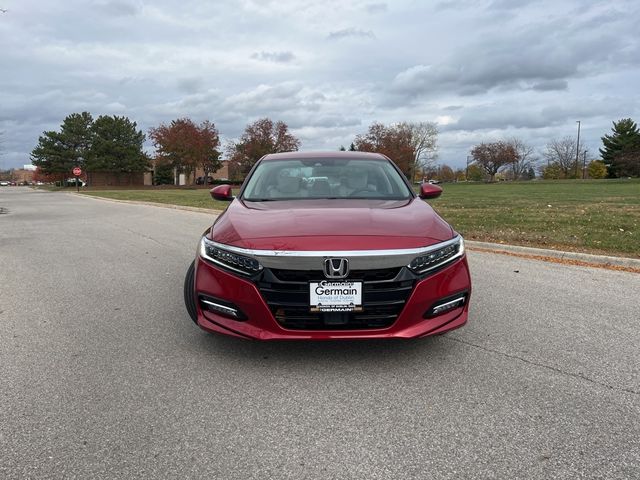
[544, 137, 583, 178]
[507, 138, 537, 180]
[400, 121, 438, 182]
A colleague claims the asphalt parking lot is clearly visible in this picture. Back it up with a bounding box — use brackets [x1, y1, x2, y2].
[1, 187, 639, 479]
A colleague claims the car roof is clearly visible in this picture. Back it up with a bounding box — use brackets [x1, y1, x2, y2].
[261, 151, 388, 161]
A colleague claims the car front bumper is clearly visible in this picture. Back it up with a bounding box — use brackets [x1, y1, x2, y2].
[192, 254, 471, 340]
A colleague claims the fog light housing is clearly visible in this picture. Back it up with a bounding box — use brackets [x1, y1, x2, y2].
[424, 293, 467, 318]
[199, 295, 248, 321]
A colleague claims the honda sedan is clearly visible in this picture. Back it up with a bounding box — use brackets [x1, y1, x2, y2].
[184, 151, 471, 340]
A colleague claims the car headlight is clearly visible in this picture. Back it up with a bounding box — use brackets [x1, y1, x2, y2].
[408, 236, 464, 275]
[200, 236, 263, 275]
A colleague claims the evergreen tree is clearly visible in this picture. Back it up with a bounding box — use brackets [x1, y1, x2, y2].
[154, 163, 175, 185]
[600, 118, 640, 177]
[88, 116, 148, 173]
[31, 112, 93, 183]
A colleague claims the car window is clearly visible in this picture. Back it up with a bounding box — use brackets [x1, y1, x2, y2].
[242, 158, 412, 201]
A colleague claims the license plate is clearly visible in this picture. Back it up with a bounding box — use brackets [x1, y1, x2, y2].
[309, 280, 363, 312]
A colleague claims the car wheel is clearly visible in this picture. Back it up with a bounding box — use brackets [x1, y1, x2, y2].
[183, 260, 198, 324]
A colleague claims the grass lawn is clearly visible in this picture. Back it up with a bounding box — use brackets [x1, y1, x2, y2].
[79, 179, 640, 258]
[428, 179, 640, 258]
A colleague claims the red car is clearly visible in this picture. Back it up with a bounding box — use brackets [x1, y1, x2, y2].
[184, 151, 471, 340]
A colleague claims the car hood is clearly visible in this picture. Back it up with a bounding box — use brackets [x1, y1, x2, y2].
[210, 198, 454, 250]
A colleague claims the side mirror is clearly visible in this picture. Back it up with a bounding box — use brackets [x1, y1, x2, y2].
[419, 183, 442, 199]
[210, 184, 234, 201]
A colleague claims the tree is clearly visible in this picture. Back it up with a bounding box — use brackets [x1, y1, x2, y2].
[31, 112, 94, 184]
[402, 122, 438, 182]
[227, 118, 300, 179]
[543, 137, 582, 178]
[466, 163, 485, 182]
[436, 164, 456, 182]
[600, 118, 640, 177]
[612, 149, 640, 177]
[149, 118, 221, 185]
[507, 138, 537, 180]
[454, 168, 466, 182]
[524, 166, 536, 180]
[354, 121, 438, 180]
[587, 160, 607, 179]
[541, 164, 562, 179]
[354, 122, 412, 176]
[87, 115, 148, 175]
[154, 163, 175, 185]
[470, 141, 517, 182]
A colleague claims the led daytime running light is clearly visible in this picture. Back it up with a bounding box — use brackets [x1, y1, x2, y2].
[408, 236, 464, 274]
[200, 237, 263, 275]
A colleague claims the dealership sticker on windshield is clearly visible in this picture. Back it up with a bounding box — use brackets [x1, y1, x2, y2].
[310, 280, 363, 312]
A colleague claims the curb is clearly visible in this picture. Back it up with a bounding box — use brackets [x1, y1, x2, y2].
[466, 240, 640, 269]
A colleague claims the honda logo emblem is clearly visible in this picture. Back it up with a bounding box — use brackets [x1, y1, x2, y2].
[324, 258, 349, 279]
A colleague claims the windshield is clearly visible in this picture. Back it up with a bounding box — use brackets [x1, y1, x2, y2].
[242, 157, 412, 201]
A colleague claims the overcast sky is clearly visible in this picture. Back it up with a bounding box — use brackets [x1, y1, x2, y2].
[1, 0, 639, 170]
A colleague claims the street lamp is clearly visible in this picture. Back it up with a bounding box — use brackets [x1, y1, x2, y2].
[575, 120, 581, 178]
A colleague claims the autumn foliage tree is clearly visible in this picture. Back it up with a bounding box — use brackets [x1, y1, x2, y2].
[226, 118, 300, 179]
[435, 164, 456, 182]
[354, 122, 438, 180]
[471, 141, 517, 182]
[587, 160, 607, 179]
[149, 119, 221, 185]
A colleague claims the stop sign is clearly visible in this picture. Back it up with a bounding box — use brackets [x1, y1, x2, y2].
[73, 167, 82, 176]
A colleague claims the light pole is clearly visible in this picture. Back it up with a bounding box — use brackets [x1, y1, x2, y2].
[575, 120, 581, 178]
[466, 155, 472, 180]
[582, 150, 587, 179]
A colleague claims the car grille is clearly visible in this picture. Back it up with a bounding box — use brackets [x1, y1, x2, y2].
[257, 267, 414, 330]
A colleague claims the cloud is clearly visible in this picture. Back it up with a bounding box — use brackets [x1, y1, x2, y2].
[390, 22, 632, 99]
[531, 79, 569, 92]
[364, 3, 387, 13]
[176, 77, 204, 94]
[96, 1, 140, 17]
[327, 28, 376, 40]
[250, 51, 296, 63]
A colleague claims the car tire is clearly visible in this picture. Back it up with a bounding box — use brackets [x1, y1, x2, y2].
[184, 260, 198, 324]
